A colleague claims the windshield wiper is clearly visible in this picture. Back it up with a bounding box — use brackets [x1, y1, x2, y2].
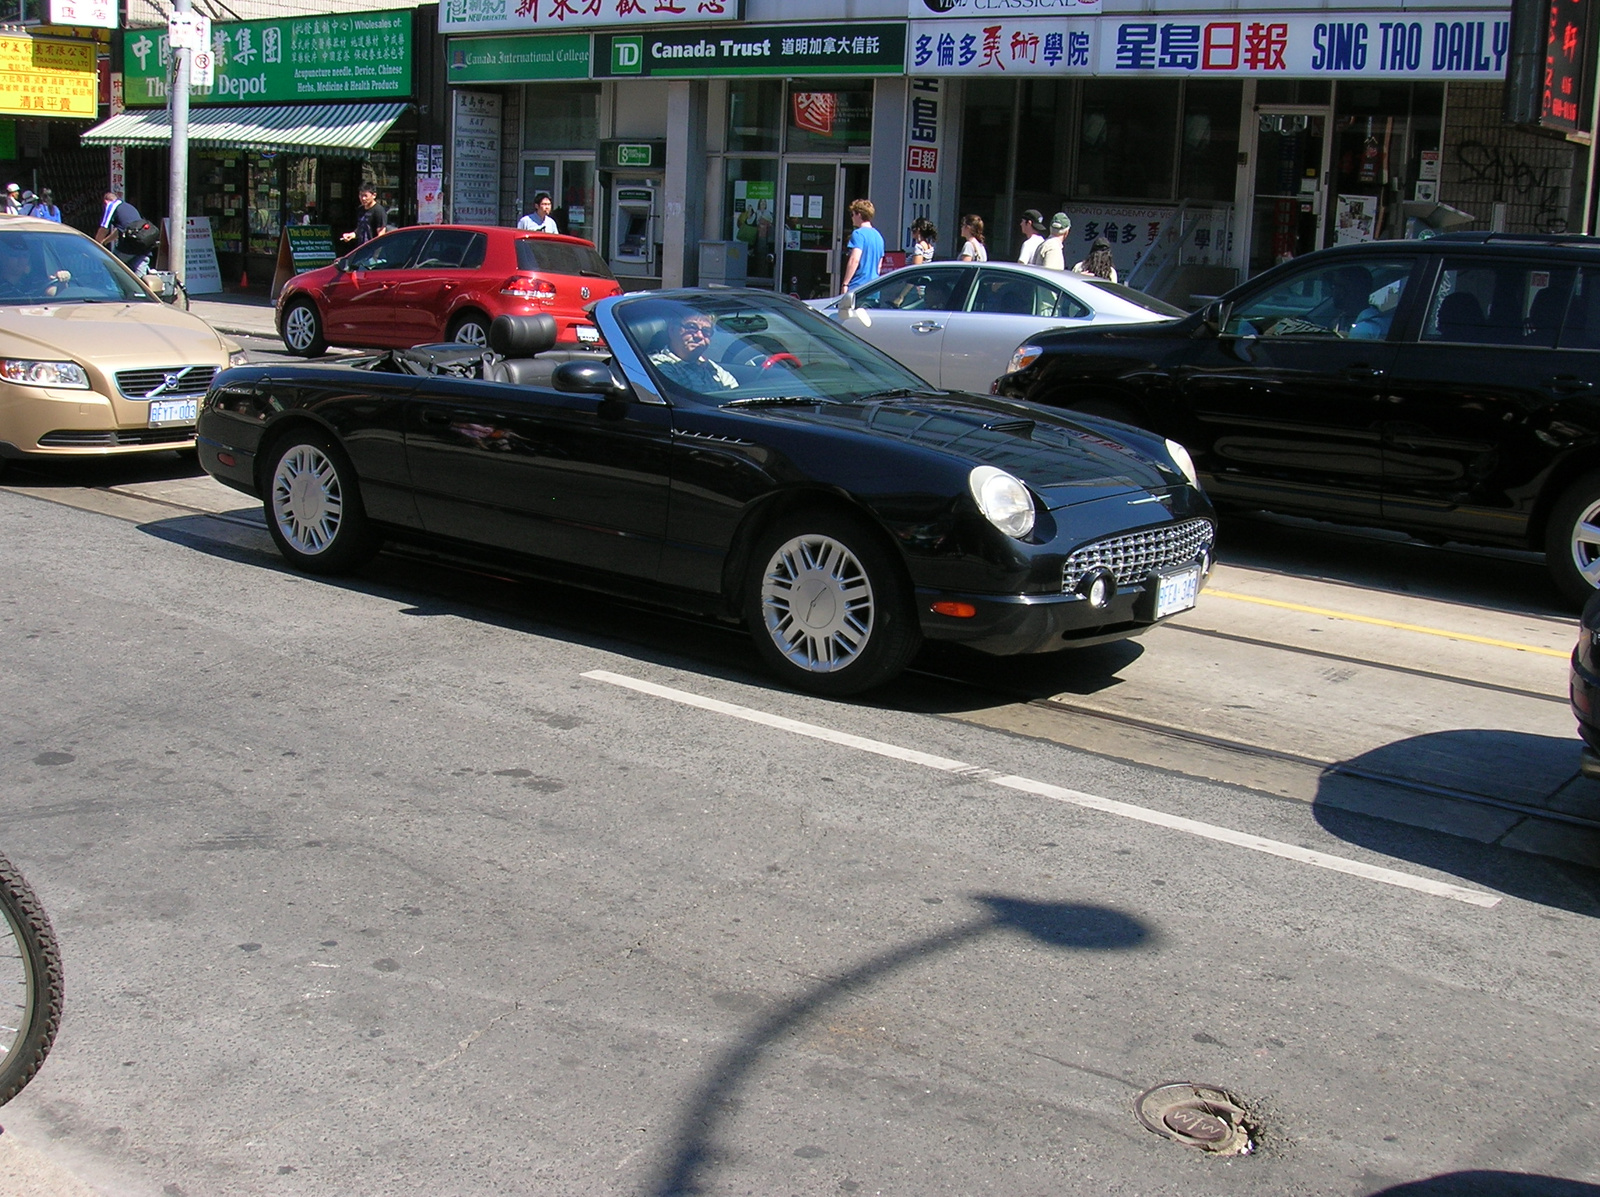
[724, 395, 839, 408]
[858, 386, 933, 402]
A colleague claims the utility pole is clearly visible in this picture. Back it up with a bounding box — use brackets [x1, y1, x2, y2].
[167, 0, 192, 288]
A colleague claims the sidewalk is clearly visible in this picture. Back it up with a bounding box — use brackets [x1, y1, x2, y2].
[187, 290, 279, 340]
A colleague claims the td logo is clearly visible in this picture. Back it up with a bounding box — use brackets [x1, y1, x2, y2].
[611, 36, 643, 74]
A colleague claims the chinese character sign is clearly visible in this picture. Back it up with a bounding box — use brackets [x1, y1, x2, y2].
[1541, 0, 1588, 132]
[0, 34, 98, 118]
[441, 0, 739, 34]
[904, 78, 943, 255]
[49, 0, 116, 29]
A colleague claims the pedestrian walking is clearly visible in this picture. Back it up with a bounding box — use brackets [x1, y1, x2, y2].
[1074, 235, 1119, 282]
[957, 214, 988, 262]
[907, 217, 936, 265]
[840, 198, 884, 293]
[2, 184, 20, 216]
[28, 189, 60, 222]
[97, 191, 157, 275]
[339, 184, 388, 247]
[1017, 209, 1046, 265]
[1037, 212, 1071, 270]
[517, 191, 559, 233]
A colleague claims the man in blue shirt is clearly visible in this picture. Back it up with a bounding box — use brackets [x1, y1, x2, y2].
[840, 198, 884, 295]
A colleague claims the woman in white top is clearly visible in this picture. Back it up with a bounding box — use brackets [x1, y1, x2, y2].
[957, 215, 988, 262]
[1073, 236, 1120, 283]
[907, 217, 937, 265]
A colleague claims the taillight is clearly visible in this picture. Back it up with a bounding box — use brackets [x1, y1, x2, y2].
[501, 273, 557, 302]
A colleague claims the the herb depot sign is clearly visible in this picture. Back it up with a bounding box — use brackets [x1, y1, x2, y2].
[122, 10, 412, 106]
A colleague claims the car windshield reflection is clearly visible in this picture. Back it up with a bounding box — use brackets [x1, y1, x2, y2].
[613, 292, 929, 405]
[0, 231, 152, 306]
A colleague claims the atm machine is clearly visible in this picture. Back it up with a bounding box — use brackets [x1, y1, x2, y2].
[599, 139, 665, 286]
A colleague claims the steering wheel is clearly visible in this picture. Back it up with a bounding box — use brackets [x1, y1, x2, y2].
[760, 352, 802, 371]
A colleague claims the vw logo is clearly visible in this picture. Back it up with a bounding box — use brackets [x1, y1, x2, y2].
[580, 286, 591, 300]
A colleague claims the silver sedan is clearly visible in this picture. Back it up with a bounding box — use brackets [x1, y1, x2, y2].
[807, 261, 1184, 395]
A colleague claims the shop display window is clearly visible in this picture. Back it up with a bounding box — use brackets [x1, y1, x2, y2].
[1077, 79, 1180, 202]
[784, 81, 873, 154]
[729, 80, 782, 154]
[192, 152, 245, 255]
[363, 143, 402, 228]
[522, 84, 600, 151]
[726, 158, 778, 285]
[247, 153, 282, 257]
[1179, 81, 1243, 203]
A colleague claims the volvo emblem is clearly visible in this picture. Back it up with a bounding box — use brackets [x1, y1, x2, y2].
[580, 286, 591, 300]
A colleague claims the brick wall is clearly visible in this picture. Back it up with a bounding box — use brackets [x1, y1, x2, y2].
[1440, 82, 1585, 233]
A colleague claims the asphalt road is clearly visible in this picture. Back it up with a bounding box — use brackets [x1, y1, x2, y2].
[0, 417, 1598, 1193]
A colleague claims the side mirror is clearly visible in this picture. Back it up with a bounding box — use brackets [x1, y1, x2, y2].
[552, 359, 629, 398]
[837, 291, 856, 319]
[1200, 299, 1232, 337]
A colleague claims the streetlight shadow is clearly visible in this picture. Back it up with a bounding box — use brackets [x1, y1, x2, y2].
[644, 895, 1151, 1197]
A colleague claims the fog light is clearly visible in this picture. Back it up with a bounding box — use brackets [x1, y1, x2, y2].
[1079, 568, 1115, 609]
[931, 600, 977, 618]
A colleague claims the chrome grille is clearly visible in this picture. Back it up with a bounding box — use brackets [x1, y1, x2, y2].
[1062, 518, 1214, 592]
[38, 427, 195, 447]
[115, 365, 217, 399]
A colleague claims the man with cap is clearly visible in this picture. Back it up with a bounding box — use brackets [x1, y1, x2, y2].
[1037, 212, 1072, 270]
[2, 184, 20, 216]
[1017, 210, 1046, 265]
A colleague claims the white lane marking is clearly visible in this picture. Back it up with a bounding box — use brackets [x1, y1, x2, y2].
[583, 670, 1502, 909]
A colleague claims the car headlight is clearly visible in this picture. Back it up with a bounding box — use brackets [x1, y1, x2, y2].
[228, 349, 250, 368]
[1007, 343, 1044, 374]
[1165, 438, 1198, 487]
[969, 465, 1036, 539]
[1, 359, 89, 388]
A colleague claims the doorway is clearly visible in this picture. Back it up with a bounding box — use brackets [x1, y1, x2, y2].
[779, 160, 869, 300]
[1247, 108, 1332, 276]
[520, 155, 596, 244]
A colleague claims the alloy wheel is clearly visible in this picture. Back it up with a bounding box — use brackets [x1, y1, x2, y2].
[271, 444, 343, 555]
[758, 533, 876, 673]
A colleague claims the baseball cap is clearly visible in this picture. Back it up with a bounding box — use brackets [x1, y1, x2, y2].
[1049, 211, 1072, 233]
[1021, 208, 1044, 226]
[21, 190, 34, 202]
[4, 183, 17, 193]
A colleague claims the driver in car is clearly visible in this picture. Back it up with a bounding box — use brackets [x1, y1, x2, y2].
[649, 312, 739, 392]
[0, 239, 69, 301]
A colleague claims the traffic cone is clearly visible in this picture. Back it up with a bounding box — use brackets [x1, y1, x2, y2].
[240, 267, 248, 289]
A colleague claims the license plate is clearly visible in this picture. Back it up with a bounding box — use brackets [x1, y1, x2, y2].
[1154, 565, 1200, 618]
[148, 398, 198, 427]
[575, 324, 600, 343]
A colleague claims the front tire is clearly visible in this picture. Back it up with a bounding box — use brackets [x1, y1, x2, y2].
[0, 852, 62, 1107]
[281, 299, 327, 357]
[1545, 469, 1600, 607]
[449, 312, 491, 347]
[262, 430, 379, 574]
[743, 512, 921, 695]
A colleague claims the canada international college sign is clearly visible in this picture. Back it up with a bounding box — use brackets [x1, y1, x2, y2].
[594, 23, 906, 76]
[0, 34, 97, 118]
[441, 0, 741, 35]
[447, 31, 591, 81]
[909, 12, 1511, 78]
[121, 10, 412, 105]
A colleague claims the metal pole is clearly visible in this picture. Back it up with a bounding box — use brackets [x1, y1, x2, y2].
[167, 0, 191, 288]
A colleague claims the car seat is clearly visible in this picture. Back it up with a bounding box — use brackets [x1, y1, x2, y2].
[484, 313, 559, 384]
[1435, 291, 1487, 343]
[981, 280, 1036, 316]
[1525, 286, 1569, 348]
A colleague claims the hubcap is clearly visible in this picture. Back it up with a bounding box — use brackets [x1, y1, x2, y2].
[453, 321, 488, 346]
[1572, 499, 1600, 588]
[759, 534, 875, 673]
[272, 445, 342, 554]
[285, 305, 316, 350]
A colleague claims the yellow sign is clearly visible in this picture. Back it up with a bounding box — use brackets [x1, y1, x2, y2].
[0, 34, 97, 119]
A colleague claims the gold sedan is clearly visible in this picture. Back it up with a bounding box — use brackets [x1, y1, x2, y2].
[0, 215, 245, 474]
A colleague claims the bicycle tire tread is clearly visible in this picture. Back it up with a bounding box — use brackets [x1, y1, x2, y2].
[0, 851, 63, 1106]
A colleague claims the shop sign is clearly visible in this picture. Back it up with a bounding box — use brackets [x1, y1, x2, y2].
[908, 0, 1100, 16]
[594, 23, 906, 77]
[0, 34, 98, 118]
[1065, 204, 1233, 275]
[50, 0, 117, 30]
[121, 10, 412, 106]
[911, 18, 1093, 73]
[451, 90, 502, 225]
[447, 31, 590, 81]
[1540, 0, 1591, 131]
[441, 0, 740, 35]
[904, 78, 942, 252]
[179, 216, 224, 295]
[286, 225, 338, 269]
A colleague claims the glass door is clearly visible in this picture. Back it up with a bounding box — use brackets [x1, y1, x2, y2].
[1248, 108, 1331, 276]
[780, 161, 837, 300]
[560, 159, 595, 245]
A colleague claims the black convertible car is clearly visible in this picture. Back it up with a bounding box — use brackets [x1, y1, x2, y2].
[197, 289, 1214, 694]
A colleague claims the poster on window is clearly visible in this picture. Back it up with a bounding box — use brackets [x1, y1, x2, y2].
[1335, 194, 1378, 244]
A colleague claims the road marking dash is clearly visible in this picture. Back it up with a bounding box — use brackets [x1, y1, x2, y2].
[583, 669, 1502, 909]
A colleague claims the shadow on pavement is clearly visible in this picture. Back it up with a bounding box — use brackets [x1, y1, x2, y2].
[0, 451, 201, 488]
[644, 896, 1151, 1197]
[1314, 730, 1600, 915]
[1365, 1172, 1600, 1195]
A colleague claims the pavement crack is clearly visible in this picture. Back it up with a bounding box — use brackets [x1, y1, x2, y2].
[414, 1000, 522, 1081]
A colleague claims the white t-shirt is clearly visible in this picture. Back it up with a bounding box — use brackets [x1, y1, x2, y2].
[959, 237, 988, 262]
[517, 214, 559, 233]
[1018, 234, 1044, 265]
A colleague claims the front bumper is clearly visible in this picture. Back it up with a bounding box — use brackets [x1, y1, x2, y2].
[0, 382, 196, 459]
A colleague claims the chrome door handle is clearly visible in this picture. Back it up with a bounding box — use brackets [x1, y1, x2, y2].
[1545, 375, 1594, 392]
[420, 409, 452, 427]
[910, 321, 943, 333]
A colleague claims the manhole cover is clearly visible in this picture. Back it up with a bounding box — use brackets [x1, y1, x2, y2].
[1135, 1082, 1254, 1155]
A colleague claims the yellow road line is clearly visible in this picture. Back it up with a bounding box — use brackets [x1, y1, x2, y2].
[1206, 589, 1570, 658]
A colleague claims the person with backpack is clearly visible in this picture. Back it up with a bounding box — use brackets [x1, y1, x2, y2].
[97, 191, 157, 275]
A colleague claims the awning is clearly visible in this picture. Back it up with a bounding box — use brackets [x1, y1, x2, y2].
[80, 101, 409, 158]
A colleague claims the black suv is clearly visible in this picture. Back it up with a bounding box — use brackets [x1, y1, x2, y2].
[993, 234, 1600, 605]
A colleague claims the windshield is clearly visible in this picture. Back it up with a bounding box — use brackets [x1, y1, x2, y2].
[1080, 277, 1187, 317]
[613, 291, 929, 406]
[0, 230, 153, 305]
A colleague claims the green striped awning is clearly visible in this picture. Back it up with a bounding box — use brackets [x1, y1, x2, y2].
[80, 102, 409, 158]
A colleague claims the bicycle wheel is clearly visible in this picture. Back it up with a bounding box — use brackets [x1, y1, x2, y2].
[0, 852, 62, 1105]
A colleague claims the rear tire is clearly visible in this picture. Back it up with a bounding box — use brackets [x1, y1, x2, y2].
[743, 511, 921, 695]
[449, 313, 491, 347]
[1545, 469, 1600, 607]
[281, 300, 327, 357]
[0, 852, 62, 1107]
[262, 429, 379, 574]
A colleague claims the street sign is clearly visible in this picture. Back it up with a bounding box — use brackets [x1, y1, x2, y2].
[190, 47, 215, 88]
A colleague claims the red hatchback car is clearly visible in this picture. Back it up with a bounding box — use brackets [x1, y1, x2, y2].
[276, 224, 622, 357]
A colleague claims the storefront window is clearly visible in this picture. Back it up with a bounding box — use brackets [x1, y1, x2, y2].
[1077, 80, 1179, 201]
[1332, 83, 1443, 243]
[725, 158, 778, 285]
[958, 78, 1016, 245]
[523, 83, 599, 151]
[247, 154, 281, 258]
[192, 152, 245, 256]
[363, 143, 403, 227]
[785, 81, 873, 155]
[1015, 79, 1069, 195]
[1257, 81, 1331, 105]
[729, 81, 782, 154]
[285, 156, 318, 227]
[1179, 81, 1242, 203]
